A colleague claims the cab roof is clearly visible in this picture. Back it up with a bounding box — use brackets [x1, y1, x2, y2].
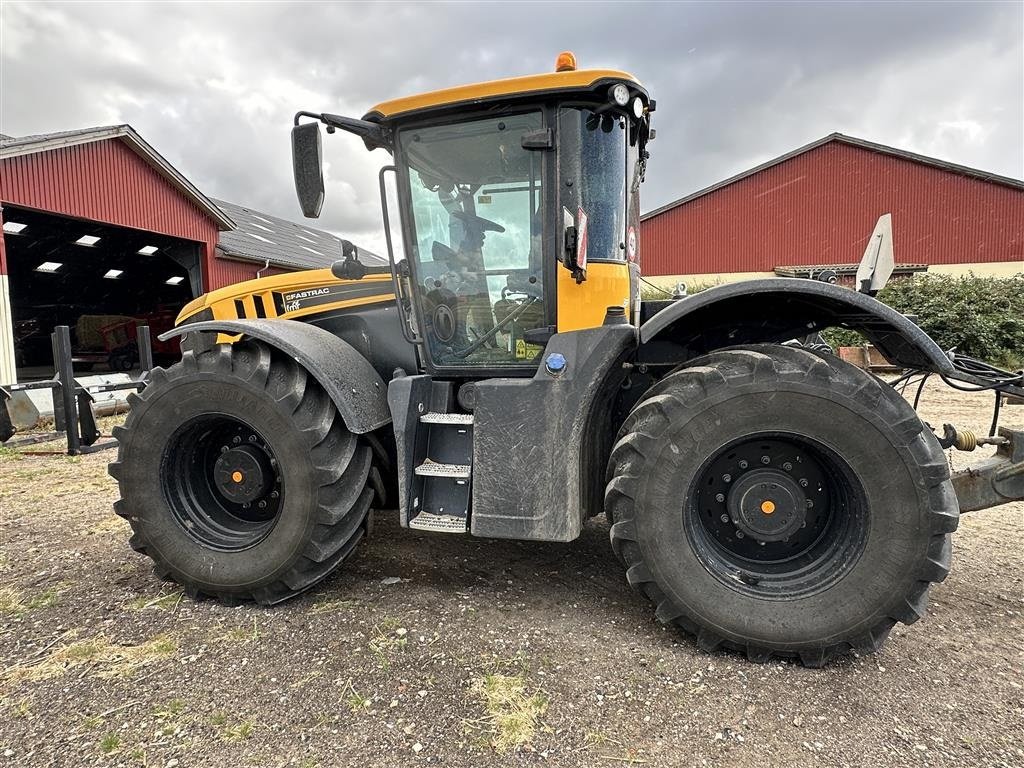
[363, 68, 644, 123]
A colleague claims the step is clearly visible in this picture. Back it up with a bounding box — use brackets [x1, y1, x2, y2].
[420, 412, 474, 425]
[415, 460, 471, 479]
[408, 511, 468, 533]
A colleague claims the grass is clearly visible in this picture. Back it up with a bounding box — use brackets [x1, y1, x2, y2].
[216, 617, 260, 643]
[466, 673, 549, 753]
[308, 596, 360, 615]
[98, 733, 121, 755]
[222, 720, 255, 742]
[209, 710, 254, 741]
[0, 444, 24, 460]
[0, 585, 61, 615]
[367, 618, 408, 667]
[344, 680, 372, 713]
[3, 634, 177, 682]
[129, 589, 183, 611]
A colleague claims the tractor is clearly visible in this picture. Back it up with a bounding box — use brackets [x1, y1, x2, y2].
[109, 53, 1024, 666]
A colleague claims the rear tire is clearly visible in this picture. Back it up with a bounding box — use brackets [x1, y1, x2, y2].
[109, 340, 377, 605]
[606, 345, 958, 666]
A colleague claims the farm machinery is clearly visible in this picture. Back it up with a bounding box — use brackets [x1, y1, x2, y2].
[109, 53, 1024, 666]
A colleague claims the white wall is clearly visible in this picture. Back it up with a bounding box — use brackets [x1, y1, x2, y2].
[0, 274, 16, 385]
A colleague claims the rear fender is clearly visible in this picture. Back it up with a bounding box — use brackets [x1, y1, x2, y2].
[160, 318, 390, 434]
[639, 278, 953, 373]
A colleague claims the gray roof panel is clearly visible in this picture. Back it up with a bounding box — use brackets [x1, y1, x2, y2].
[212, 198, 385, 271]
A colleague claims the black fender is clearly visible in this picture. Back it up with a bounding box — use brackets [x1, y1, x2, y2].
[639, 278, 954, 373]
[160, 318, 391, 434]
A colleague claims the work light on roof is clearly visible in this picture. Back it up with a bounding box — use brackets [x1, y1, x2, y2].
[104, 269, 123, 279]
[75, 235, 100, 246]
[610, 83, 630, 107]
[166, 276, 185, 285]
[137, 245, 159, 255]
[35, 262, 62, 273]
[2, 221, 27, 234]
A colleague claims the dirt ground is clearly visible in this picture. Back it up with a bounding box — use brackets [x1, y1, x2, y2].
[1, 380, 1022, 768]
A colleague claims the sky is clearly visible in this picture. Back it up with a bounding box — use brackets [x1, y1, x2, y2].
[2, 0, 1022, 255]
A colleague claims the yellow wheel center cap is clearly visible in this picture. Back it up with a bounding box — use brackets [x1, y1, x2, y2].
[231, 470, 244, 483]
[760, 500, 776, 515]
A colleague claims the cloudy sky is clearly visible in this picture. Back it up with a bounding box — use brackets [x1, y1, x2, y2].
[2, 1, 1021, 253]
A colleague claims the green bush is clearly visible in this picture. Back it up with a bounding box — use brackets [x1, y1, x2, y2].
[822, 273, 1024, 368]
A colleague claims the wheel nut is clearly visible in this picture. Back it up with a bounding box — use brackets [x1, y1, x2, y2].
[782, 462, 793, 471]
[270, 491, 279, 499]
[736, 531, 745, 539]
[221, 446, 229, 453]
[715, 493, 725, 503]
[806, 499, 814, 508]
[248, 435, 258, 443]
[759, 541, 766, 547]
[799, 478, 809, 487]
[761, 455, 770, 464]
[720, 514, 729, 523]
[738, 460, 748, 469]
[233, 436, 242, 444]
[258, 500, 267, 509]
[723, 474, 732, 483]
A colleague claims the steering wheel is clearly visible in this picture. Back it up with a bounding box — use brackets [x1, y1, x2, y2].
[451, 210, 505, 234]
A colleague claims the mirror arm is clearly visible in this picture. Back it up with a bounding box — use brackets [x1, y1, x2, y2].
[293, 111, 392, 151]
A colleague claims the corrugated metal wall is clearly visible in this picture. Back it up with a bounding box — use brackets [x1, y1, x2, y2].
[641, 142, 1024, 275]
[0, 140, 220, 246]
[205, 248, 290, 287]
[0, 139, 297, 291]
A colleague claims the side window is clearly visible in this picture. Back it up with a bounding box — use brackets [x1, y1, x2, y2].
[559, 108, 627, 262]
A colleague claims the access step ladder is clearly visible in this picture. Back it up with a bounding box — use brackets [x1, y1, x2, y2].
[408, 409, 473, 533]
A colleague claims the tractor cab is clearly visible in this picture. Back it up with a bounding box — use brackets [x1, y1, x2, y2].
[291, 52, 653, 375]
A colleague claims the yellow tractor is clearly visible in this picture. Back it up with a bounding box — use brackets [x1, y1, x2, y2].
[110, 53, 1024, 666]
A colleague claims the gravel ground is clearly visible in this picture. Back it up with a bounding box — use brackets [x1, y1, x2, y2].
[0, 380, 1021, 767]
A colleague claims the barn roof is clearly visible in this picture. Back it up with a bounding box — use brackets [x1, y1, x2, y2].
[0, 125, 235, 230]
[643, 132, 1024, 221]
[213, 198, 387, 271]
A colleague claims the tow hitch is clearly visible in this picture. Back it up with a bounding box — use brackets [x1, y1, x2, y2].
[945, 426, 1024, 513]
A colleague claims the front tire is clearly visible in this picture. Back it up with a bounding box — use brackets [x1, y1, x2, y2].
[606, 345, 958, 666]
[109, 340, 377, 605]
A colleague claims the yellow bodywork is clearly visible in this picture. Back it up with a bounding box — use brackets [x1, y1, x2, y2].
[364, 68, 643, 121]
[557, 262, 633, 332]
[176, 270, 395, 325]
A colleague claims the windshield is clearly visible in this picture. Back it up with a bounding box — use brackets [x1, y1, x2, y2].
[400, 112, 546, 366]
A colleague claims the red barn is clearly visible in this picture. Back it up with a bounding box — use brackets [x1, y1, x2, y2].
[641, 133, 1024, 290]
[0, 125, 379, 384]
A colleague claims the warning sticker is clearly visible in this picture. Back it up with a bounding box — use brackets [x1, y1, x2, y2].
[627, 225, 638, 262]
[576, 206, 589, 271]
[515, 339, 544, 360]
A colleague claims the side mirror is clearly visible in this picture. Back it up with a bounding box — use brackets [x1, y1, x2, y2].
[291, 122, 325, 218]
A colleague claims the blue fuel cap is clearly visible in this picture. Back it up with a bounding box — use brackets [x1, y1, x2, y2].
[545, 352, 567, 375]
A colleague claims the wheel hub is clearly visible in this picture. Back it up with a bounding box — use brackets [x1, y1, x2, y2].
[214, 445, 272, 505]
[728, 470, 807, 542]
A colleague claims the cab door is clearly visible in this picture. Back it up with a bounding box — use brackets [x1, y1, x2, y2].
[556, 106, 635, 332]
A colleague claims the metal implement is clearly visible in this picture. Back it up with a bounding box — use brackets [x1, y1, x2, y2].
[952, 428, 1024, 514]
